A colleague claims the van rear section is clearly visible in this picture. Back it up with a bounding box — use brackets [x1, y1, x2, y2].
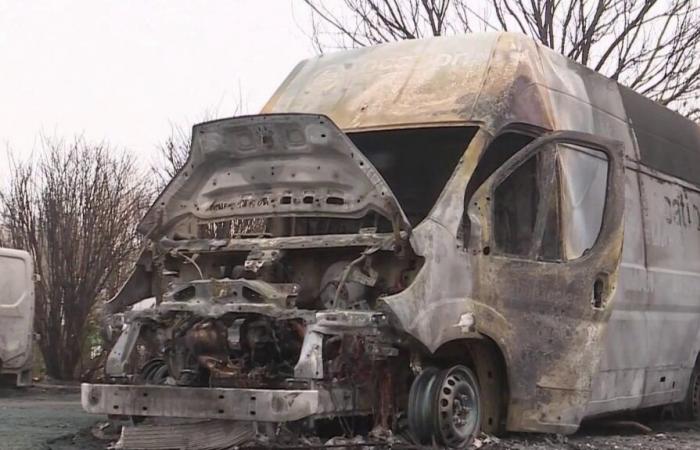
[0, 248, 35, 386]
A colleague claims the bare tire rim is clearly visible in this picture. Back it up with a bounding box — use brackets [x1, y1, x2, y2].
[435, 365, 480, 448]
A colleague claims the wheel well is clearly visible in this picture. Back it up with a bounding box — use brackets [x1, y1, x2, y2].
[428, 337, 509, 434]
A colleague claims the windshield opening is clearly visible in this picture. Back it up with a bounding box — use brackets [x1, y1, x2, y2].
[348, 126, 478, 226]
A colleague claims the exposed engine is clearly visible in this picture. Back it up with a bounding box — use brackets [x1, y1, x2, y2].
[100, 229, 423, 440]
[90, 113, 441, 445]
[137, 241, 416, 378]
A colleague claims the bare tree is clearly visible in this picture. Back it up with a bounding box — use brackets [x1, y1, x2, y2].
[152, 95, 247, 189]
[0, 138, 150, 380]
[151, 122, 193, 189]
[303, 0, 700, 120]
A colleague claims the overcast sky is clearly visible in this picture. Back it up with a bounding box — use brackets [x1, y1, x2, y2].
[0, 0, 316, 173]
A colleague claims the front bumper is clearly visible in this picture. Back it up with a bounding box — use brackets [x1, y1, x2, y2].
[81, 383, 363, 422]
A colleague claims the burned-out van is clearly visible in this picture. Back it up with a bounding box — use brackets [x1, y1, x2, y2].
[0, 248, 35, 386]
[82, 33, 700, 448]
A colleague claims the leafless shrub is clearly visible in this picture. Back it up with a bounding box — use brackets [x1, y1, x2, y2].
[151, 96, 246, 189]
[0, 137, 150, 380]
[151, 123, 193, 190]
[303, 0, 700, 120]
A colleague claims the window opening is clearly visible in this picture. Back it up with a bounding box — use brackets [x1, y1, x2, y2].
[558, 144, 608, 259]
[491, 141, 608, 262]
[465, 133, 535, 204]
[462, 132, 535, 243]
[348, 127, 477, 226]
[493, 155, 541, 256]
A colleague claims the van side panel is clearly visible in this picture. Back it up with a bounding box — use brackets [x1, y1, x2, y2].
[0, 248, 35, 385]
[580, 81, 700, 417]
[637, 170, 700, 407]
[586, 166, 649, 415]
[616, 87, 700, 410]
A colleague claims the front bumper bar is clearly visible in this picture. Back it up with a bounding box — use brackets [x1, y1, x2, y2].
[81, 383, 360, 422]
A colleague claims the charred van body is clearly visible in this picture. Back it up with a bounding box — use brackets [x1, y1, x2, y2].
[82, 32, 700, 448]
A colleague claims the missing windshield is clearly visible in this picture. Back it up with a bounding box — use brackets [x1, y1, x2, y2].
[348, 126, 477, 226]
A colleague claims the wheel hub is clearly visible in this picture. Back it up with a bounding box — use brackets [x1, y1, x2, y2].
[408, 365, 481, 448]
[453, 393, 471, 426]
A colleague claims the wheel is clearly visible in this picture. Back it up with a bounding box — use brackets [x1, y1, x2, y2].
[434, 366, 481, 448]
[678, 366, 700, 420]
[408, 367, 441, 443]
[408, 365, 481, 448]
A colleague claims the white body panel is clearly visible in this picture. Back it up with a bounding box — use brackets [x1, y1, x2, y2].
[588, 162, 700, 415]
[0, 248, 35, 386]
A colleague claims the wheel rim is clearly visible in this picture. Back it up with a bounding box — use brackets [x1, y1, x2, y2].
[435, 366, 480, 448]
[408, 365, 480, 447]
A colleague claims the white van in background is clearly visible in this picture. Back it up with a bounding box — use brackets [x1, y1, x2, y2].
[0, 248, 35, 386]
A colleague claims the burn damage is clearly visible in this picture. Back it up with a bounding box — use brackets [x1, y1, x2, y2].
[85, 113, 437, 445]
[83, 32, 637, 448]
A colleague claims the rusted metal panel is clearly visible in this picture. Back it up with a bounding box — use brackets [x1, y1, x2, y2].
[81, 383, 366, 421]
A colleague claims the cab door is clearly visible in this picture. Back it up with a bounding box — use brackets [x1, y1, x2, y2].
[466, 131, 624, 433]
[0, 248, 35, 384]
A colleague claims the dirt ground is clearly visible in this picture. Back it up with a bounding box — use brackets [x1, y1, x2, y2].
[3, 386, 700, 450]
[478, 420, 700, 450]
[0, 385, 101, 450]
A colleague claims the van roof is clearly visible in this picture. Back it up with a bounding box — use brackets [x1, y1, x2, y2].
[261, 32, 623, 133]
[262, 31, 700, 184]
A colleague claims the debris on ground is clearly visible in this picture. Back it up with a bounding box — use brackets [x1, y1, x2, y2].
[113, 419, 255, 449]
[6, 386, 700, 449]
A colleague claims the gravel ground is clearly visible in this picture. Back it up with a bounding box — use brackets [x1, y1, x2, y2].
[0, 385, 101, 450]
[3, 385, 700, 449]
[478, 419, 700, 450]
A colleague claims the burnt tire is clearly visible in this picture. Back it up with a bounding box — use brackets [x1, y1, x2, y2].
[408, 367, 441, 444]
[408, 365, 481, 448]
